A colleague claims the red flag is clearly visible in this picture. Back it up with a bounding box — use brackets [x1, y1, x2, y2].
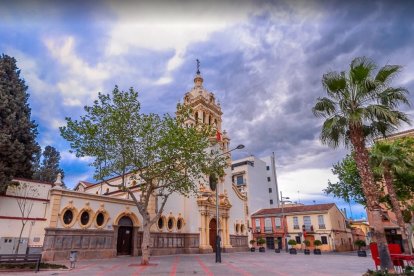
[216, 130, 222, 141]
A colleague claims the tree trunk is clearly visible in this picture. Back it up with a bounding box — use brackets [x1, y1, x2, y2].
[15, 222, 26, 254]
[141, 220, 151, 265]
[383, 168, 410, 253]
[349, 125, 394, 272]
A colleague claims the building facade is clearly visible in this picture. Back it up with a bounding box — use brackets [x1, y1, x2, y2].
[0, 70, 250, 260]
[251, 203, 354, 252]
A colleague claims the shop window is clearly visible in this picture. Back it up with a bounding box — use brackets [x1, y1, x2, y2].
[96, 213, 105, 226]
[63, 209, 74, 225]
[80, 211, 90, 225]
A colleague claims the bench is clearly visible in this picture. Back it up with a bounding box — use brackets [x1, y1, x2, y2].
[0, 254, 42, 272]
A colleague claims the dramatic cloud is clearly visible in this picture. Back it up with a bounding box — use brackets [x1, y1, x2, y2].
[1, 0, 413, 218]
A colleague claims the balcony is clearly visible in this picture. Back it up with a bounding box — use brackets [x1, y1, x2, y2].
[319, 224, 326, 229]
[293, 225, 300, 229]
[255, 228, 261, 233]
[264, 227, 273, 233]
[302, 225, 315, 232]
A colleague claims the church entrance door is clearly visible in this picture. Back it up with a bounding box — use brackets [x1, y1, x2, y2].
[209, 218, 217, 252]
[117, 216, 133, 255]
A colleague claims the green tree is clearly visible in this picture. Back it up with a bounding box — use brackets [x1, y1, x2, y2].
[312, 56, 410, 271]
[33, 146, 65, 186]
[370, 137, 414, 253]
[0, 54, 40, 193]
[60, 86, 224, 265]
[324, 154, 365, 205]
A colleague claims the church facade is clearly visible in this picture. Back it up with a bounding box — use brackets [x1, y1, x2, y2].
[0, 70, 249, 261]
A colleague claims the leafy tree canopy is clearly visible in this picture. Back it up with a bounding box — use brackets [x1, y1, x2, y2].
[325, 137, 414, 207]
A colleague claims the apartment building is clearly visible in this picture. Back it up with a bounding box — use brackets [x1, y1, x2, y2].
[251, 203, 353, 252]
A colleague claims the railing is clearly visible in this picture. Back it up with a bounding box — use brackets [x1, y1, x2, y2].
[293, 225, 300, 229]
[319, 224, 326, 229]
[264, 227, 273, 233]
[255, 228, 261, 233]
[302, 225, 314, 232]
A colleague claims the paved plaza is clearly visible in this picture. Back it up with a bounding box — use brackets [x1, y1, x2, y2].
[1, 251, 374, 276]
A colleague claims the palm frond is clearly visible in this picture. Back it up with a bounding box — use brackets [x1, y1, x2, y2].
[377, 87, 410, 108]
[312, 97, 337, 117]
[322, 71, 346, 98]
[320, 115, 348, 148]
[375, 65, 402, 84]
[350, 57, 376, 84]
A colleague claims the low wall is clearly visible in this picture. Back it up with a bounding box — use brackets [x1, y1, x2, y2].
[42, 228, 201, 261]
[226, 235, 249, 252]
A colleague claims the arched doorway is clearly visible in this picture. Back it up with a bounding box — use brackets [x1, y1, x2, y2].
[117, 216, 133, 255]
[209, 218, 217, 252]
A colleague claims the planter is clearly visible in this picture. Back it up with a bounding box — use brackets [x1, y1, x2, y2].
[304, 249, 310, 255]
[259, 247, 266, 252]
[250, 247, 256, 252]
[289, 248, 297, 255]
[274, 248, 281, 253]
[357, 250, 367, 257]
[313, 249, 321, 255]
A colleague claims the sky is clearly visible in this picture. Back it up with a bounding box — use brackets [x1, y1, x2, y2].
[2, 0, 414, 219]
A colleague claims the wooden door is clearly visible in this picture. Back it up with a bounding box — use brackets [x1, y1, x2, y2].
[209, 219, 217, 252]
[117, 226, 133, 255]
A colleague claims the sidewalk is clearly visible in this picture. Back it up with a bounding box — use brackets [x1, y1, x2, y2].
[1, 251, 374, 276]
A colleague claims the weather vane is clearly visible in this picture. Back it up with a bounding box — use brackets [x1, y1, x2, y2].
[196, 59, 200, 74]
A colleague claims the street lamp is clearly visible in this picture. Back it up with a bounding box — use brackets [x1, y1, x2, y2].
[213, 144, 244, 263]
[280, 191, 291, 252]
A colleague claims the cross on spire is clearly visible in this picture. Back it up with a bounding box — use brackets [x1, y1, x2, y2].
[196, 59, 200, 74]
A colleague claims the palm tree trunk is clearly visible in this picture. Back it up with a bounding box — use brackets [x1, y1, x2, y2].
[350, 125, 394, 272]
[383, 168, 410, 253]
[141, 220, 151, 265]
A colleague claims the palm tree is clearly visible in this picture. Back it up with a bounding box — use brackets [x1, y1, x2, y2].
[312, 57, 410, 271]
[370, 138, 414, 254]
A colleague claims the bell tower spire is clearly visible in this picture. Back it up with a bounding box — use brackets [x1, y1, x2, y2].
[194, 59, 204, 88]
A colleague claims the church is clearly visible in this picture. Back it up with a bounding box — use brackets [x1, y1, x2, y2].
[0, 68, 250, 261]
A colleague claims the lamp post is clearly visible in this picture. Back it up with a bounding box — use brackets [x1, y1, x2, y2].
[214, 144, 244, 263]
[280, 191, 291, 252]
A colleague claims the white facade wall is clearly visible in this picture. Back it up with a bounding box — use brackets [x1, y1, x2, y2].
[0, 179, 52, 251]
[232, 156, 278, 215]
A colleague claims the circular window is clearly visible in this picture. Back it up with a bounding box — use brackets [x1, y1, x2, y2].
[167, 217, 174, 230]
[158, 217, 164, 229]
[96, 212, 105, 226]
[80, 211, 90, 225]
[209, 174, 217, 191]
[63, 210, 73, 225]
[177, 218, 183, 230]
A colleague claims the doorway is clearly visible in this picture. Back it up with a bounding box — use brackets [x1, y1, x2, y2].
[117, 216, 133, 255]
[209, 218, 217, 252]
[266, 237, 275, 249]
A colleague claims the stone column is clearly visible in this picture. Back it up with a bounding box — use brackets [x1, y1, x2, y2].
[200, 213, 205, 246]
[223, 216, 232, 249]
[49, 189, 63, 228]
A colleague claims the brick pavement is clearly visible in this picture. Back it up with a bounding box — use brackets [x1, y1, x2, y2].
[1, 251, 374, 276]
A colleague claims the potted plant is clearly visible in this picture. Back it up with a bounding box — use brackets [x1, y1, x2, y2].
[288, 239, 297, 254]
[249, 239, 256, 252]
[313, 240, 322, 255]
[257, 237, 266, 252]
[354, 239, 367, 257]
[303, 240, 311, 255]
